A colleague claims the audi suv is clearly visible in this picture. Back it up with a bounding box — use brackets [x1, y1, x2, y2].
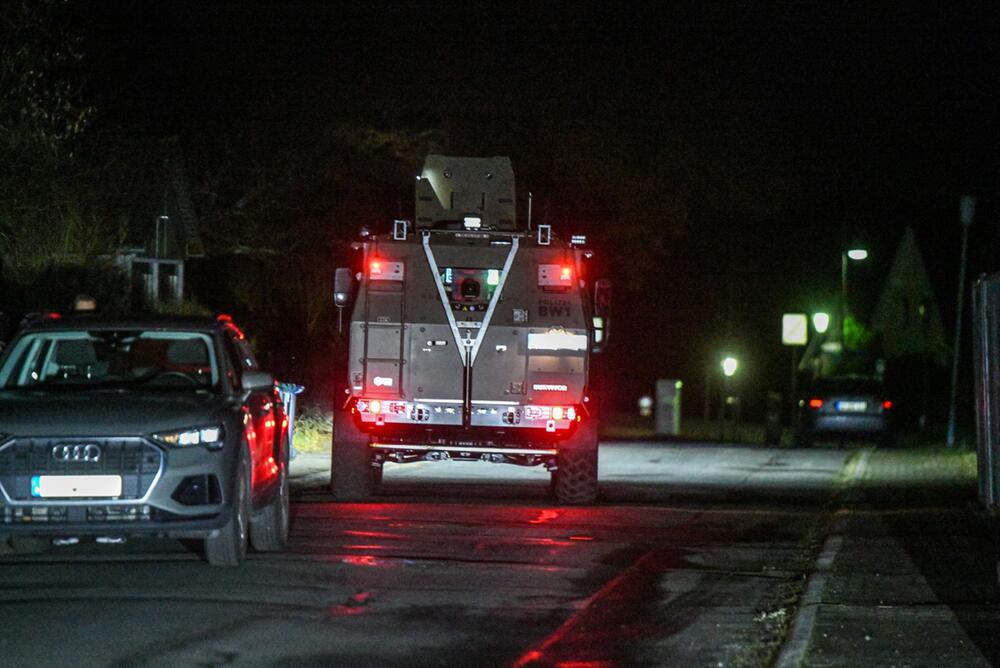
[0, 314, 290, 565]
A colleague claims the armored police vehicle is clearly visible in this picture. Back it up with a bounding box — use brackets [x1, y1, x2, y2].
[331, 155, 610, 503]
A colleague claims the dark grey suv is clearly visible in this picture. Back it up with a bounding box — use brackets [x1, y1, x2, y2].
[0, 314, 289, 565]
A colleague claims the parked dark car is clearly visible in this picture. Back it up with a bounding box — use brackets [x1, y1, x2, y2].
[795, 375, 895, 447]
[0, 314, 289, 565]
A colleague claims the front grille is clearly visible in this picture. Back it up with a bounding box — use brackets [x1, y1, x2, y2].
[0, 437, 163, 502]
[3, 504, 153, 524]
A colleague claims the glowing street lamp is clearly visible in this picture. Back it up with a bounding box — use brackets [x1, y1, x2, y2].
[812, 312, 830, 334]
[841, 247, 868, 339]
[721, 356, 739, 378]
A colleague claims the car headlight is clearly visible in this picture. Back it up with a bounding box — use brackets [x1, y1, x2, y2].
[153, 425, 225, 449]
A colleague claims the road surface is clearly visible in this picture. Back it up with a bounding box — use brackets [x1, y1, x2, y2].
[0, 441, 993, 667]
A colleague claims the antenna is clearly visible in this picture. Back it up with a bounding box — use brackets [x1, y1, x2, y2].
[528, 191, 533, 232]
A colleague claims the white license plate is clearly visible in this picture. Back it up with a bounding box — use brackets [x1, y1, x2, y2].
[836, 401, 868, 412]
[31, 475, 122, 498]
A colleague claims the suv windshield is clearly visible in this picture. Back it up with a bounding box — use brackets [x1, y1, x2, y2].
[0, 329, 219, 391]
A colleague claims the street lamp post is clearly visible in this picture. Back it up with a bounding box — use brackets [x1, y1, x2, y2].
[946, 195, 976, 447]
[719, 356, 739, 441]
[841, 248, 868, 341]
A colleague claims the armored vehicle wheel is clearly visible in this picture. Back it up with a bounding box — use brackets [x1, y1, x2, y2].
[331, 411, 373, 501]
[552, 421, 599, 504]
[205, 453, 250, 566]
[250, 457, 289, 552]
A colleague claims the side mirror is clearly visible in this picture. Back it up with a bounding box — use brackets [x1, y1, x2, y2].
[591, 278, 612, 352]
[242, 370, 274, 393]
[334, 267, 355, 307]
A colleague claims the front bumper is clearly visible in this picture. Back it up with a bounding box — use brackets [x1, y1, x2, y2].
[0, 435, 236, 537]
[807, 413, 889, 435]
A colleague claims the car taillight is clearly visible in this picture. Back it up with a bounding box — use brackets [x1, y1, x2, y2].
[808, 398, 824, 409]
[882, 400, 893, 410]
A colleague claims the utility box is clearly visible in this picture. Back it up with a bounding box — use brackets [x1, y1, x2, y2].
[973, 274, 1000, 510]
[656, 379, 682, 436]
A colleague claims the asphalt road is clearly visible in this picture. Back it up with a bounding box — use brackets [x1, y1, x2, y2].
[0, 442, 994, 667]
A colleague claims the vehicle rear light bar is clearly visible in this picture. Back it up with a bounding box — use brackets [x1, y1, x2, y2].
[370, 443, 557, 456]
[807, 398, 824, 409]
[353, 398, 582, 430]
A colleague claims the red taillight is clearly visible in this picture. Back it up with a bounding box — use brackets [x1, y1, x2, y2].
[370, 260, 382, 275]
[808, 398, 824, 409]
[560, 265, 572, 281]
[882, 400, 894, 410]
[369, 400, 382, 415]
[216, 313, 233, 322]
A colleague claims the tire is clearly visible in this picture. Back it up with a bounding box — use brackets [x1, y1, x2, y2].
[250, 459, 289, 552]
[552, 421, 599, 504]
[205, 454, 250, 566]
[330, 411, 373, 501]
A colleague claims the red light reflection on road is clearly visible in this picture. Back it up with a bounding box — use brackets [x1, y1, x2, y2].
[569, 536, 594, 541]
[342, 555, 380, 567]
[344, 530, 398, 539]
[529, 509, 561, 524]
[328, 591, 372, 617]
[344, 544, 384, 550]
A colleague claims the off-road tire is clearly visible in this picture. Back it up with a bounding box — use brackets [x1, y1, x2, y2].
[552, 421, 599, 504]
[250, 459, 289, 552]
[205, 454, 250, 566]
[330, 412, 373, 501]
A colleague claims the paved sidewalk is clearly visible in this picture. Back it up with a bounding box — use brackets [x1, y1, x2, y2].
[802, 448, 996, 667]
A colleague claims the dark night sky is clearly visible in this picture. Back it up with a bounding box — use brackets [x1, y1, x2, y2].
[75, 1, 999, 410]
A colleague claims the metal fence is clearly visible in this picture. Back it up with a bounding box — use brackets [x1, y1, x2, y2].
[973, 274, 1000, 510]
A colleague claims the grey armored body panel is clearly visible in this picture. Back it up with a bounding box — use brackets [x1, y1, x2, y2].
[347, 228, 589, 434]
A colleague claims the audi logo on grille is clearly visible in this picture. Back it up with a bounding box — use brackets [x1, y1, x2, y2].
[52, 443, 102, 463]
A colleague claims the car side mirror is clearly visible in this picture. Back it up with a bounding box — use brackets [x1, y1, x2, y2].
[242, 370, 274, 393]
[592, 278, 612, 352]
[334, 267, 355, 307]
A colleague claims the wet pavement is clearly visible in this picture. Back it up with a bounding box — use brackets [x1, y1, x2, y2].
[0, 442, 993, 667]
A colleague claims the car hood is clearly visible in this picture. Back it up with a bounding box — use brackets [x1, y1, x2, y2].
[0, 389, 238, 437]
